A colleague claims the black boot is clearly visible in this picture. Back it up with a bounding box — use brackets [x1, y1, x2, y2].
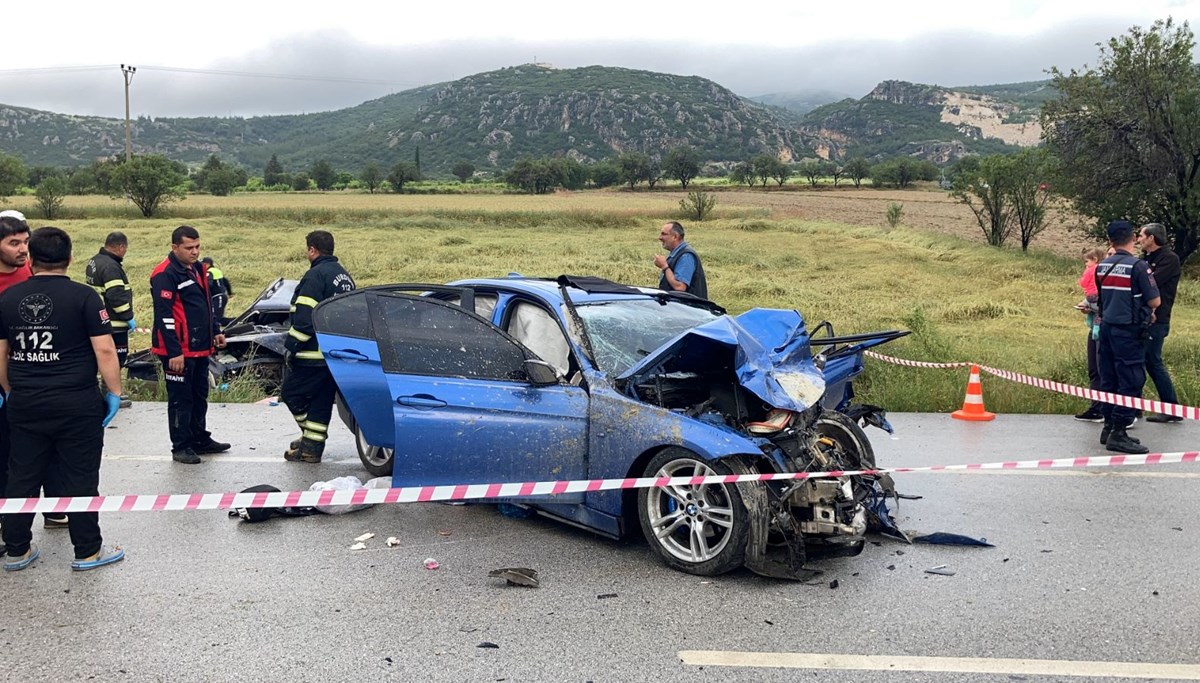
[1106, 427, 1148, 454]
[285, 438, 324, 463]
[1100, 423, 1141, 446]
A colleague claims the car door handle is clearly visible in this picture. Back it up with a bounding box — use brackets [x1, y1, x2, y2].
[396, 394, 447, 409]
[328, 349, 369, 362]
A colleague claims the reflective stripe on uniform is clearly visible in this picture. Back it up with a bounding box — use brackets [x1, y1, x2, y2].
[288, 328, 312, 342]
[110, 320, 129, 329]
[301, 430, 327, 443]
[292, 413, 308, 424]
[294, 351, 324, 360]
[302, 421, 328, 433]
[103, 279, 126, 290]
[294, 296, 319, 308]
[112, 303, 132, 313]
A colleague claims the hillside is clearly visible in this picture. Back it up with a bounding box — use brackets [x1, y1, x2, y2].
[801, 80, 1048, 162]
[0, 65, 808, 174]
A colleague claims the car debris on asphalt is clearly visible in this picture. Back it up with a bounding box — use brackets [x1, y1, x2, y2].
[488, 567, 539, 587]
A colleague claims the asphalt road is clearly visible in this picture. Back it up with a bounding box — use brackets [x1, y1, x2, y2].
[4, 403, 1200, 682]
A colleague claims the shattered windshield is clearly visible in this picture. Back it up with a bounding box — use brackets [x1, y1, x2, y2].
[575, 299, 722, 375]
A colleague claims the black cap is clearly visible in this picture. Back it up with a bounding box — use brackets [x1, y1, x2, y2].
[1106, 220, 1135, 241]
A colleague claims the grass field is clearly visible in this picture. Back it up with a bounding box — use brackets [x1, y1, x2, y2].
[6, 188, 1195, 413]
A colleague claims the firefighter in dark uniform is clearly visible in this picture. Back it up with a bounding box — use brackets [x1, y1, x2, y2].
[1094, 220, 1160, 455]
[0, 227, 125, 571]
[281, 230, 355, 463]
[201, 256, 233, 324]
[150, 225, 230, 464]
[85, 232, 135, 407]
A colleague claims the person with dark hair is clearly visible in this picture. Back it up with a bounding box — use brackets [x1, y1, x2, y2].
[653, 220, 708, 299]
[200, 256, 233, 324]
[85, 232, 135, 408]
[150, 225, 230, 464]
[0, 214, 68, 538]
[280, 230, 355, 464]
[1094, 220, 1160, 454]
[1137, 223, 1183, 423]
[0, 226, 125, 571]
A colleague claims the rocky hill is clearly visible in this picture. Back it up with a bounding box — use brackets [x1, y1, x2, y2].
[0, 65, 809, 173]
[801, 80, 1050, 162]
[0, 69, 1054, 174]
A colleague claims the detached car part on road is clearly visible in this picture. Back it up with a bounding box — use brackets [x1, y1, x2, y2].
[127, 278, 299, 392]
[318, 275, 906, 579]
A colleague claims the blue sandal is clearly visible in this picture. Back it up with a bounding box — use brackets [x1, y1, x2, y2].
[71, 545, 125, 571]
[3, 542, 40, 571]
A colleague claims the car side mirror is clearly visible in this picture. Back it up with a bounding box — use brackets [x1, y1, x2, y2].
[523, 359, 561, 386]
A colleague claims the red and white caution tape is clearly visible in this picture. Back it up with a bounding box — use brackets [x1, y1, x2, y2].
[1, 451, 1197, 514]
[865, 350, 1200, 420]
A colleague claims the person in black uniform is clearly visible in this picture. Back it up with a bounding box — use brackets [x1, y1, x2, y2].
[150, 226, 230, 464]
[1138, 223, 1183, 422]
[1094, 220, 1160, 454]
[201, 256, 233, 324]
[281, 230, 355, 464]
[0, 227, 125, 571]
[85, 232, 135, 408]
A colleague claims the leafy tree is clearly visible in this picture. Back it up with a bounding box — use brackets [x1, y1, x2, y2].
[35, 173, 68, 219]
[1007, 148, 1053, 252]
[361, 162, 384, 193]
[951, 154, 1013, 246]
[387, 162, 419, 193]
[205, 167, 242, 196]
[1042, 18, 1200, 262]
[645, 157, 663, 189]
[0, 152, 28, 200]
[828, 162, 846, 188]
[291, 173, 312, 191]
[729, 161, 756, 187]
[844, 157, 871, 188]
[751, 155, 778, 188]
[771, 160, 793, 187]
[872, 157, 917, 189]
[26, 165, 60, 188]
[662, 146, 701, 188]
[263, 154, 286, 187]
[504, 158, 562, 194]
[334, 172, 355, 189]
[452, 161, 476, 183]
[68, 166, 99, 195]
[552, 157, 587, 191]
[797, 160, 823, 187]
[310, 159, 336, 191]
[618, 152, 651, 190]
[110, 155, 187, 217]
[588, 161, 621, 188]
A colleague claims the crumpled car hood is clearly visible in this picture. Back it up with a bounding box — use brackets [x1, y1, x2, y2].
[615, 308, 825, 413]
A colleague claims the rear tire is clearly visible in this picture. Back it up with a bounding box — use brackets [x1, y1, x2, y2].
[355, 421, 394, 477]
[637, 448, 750, 576]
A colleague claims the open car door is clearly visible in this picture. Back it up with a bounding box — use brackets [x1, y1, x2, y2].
[316, 288, 589, 502]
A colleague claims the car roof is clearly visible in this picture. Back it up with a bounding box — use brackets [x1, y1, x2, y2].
[449, 275, 673, 306]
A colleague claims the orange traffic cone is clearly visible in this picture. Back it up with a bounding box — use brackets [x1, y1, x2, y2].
[951, 364, 995, 421]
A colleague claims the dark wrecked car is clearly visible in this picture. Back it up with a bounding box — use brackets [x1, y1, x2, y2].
[314, 275, 908, 579]
[127, 278, 298, 392]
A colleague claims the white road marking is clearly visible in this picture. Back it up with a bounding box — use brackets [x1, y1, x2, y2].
[678, 651, 1200, 679]
[931, 469, 1200, 479]
[102, 454, 360, 465]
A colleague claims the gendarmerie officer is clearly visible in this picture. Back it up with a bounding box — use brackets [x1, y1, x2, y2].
[85, 232, 135, 407]
[0, 227, 124, 571]
[150, 225, 230, 464]
[1094, 220, 1160, 454]
[281, 230, 355, 464]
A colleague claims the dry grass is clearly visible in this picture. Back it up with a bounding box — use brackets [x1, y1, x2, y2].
[14, 189, 1193, 412]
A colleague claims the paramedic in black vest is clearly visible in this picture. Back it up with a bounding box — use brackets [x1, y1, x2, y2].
[85, 231, 135, 408]
[1094, 220, 1160, 455]
[0, 227, 125, 571]
[654, 221, 708, 299]
[281, 230, 356, 464]
[150, 225, 230, 464]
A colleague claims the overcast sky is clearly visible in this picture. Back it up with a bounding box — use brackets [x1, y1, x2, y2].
[3, 1, 1199, 119]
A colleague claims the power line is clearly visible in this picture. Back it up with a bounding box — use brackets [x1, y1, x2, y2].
[0, 63, 425, 87]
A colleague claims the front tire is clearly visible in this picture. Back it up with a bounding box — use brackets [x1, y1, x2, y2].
[637, 448, 750, 576]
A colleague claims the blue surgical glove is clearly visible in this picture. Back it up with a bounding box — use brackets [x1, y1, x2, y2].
[127, 318, 137, 332]
[102, 391, 121, 427]
[0, 392, 5, 410]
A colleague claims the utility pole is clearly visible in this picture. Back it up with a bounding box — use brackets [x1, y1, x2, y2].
[120, 64, 136, 161]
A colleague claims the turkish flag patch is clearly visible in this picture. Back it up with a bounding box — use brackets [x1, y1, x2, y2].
[98, 309, 110, 323]
[160, 289, 173, 300]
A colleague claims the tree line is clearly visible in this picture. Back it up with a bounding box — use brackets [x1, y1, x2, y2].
[1, 20, 1197, 262]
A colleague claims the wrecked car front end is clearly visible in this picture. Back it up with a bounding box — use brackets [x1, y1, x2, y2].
[577, 299, 905, 579]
